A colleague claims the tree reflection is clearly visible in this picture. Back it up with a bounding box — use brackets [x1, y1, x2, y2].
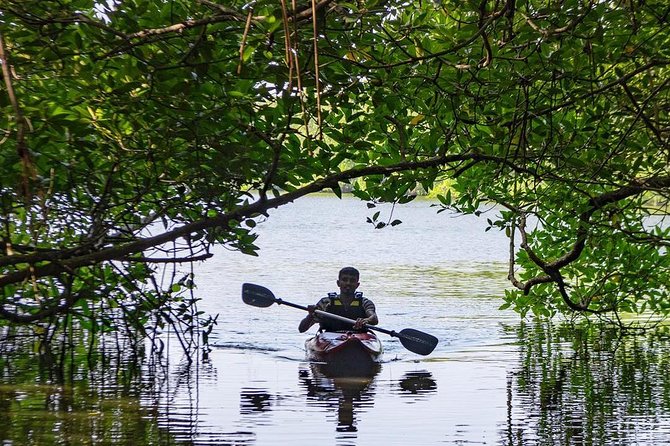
[240, 388, 273, 414]
[502, 321, 670, 445]
[398, 371, 437, 396]
[0, 327, 181, 445]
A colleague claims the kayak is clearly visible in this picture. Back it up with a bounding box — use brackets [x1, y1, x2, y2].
[305, 331, 383, 364]
[242, 283, 438, 356]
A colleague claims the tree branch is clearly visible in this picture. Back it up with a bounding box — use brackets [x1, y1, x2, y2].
[0, 152, 485, 287]
[364, 6, 509, 69]
[526, 59, 670, 121]
[521, 0, 594, 38]
[509, 176, 670, 312]
[0, 275, 77, 323]
[122, 253, 213, 263]
[0, 32, 35, 198]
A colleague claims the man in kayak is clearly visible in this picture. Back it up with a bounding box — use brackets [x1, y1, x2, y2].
[298, 267, 379, 333]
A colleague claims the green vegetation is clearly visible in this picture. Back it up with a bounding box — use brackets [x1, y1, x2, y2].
[0, 328, 180, 445]
[0, 0, 668, 347]
[505, 321, 670, 443]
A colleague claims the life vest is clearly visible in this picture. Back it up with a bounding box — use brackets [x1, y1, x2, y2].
[319, 292, 368, 332]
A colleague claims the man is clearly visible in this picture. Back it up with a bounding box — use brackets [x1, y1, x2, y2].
[298, 266, 378, 333]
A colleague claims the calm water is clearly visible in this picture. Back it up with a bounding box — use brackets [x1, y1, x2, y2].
[2, 195, 670, 445]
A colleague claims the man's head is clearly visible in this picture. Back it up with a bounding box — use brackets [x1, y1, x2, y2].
[338, 266, 359, 280]
[337, 267, 360, 296]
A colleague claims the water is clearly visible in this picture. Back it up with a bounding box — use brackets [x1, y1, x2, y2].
[197, 194, 514, 358]
[2, 194, 670, 445]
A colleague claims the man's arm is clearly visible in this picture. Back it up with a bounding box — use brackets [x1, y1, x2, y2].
[354, 298, 378, 329]
[298, 297, 329, 333]
[298, 310, 316, 333]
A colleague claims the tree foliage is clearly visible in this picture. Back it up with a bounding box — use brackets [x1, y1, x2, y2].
[0, 0, 668, 338]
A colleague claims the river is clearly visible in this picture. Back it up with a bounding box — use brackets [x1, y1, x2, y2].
[1, 194, 670, 445]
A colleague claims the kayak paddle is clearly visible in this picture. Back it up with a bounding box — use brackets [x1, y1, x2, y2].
[242, 282, 438, 356]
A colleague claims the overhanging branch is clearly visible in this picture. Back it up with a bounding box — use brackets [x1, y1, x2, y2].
[509, 176, 670, 312]
[0, 151, 510, 288]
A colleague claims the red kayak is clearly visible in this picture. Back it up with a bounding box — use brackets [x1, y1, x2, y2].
[305, 331, 383, 364]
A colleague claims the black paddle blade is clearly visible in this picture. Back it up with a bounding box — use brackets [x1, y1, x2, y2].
[397, 328, 439, 356]
[242, 283, 277, 308]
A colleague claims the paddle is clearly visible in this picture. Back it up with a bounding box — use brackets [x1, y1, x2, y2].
[242, 282, 438, 356]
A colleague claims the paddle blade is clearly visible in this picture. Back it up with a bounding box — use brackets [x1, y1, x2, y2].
[242, 283, 277, 308]
[397, 328, 439, 356]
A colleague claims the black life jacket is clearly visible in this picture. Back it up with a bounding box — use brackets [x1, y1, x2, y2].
[319, 292, 368, 332]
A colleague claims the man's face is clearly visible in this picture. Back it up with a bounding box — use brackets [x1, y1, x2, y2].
[337, 274, 359, 295]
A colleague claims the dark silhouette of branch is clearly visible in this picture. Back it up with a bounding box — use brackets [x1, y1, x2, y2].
[522, 0, 594, 38]
[122, 253, 213, 263]
[522, 60, 670, 122]
[0, 152, 486, 287]
[0, 276, 77, 323]
[0, 32, 35, 198]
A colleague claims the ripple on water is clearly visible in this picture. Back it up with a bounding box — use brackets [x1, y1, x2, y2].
[210, 342, 281, 352]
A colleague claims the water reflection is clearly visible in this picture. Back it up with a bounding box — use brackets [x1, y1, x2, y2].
[501, 322, 670, 445]
[4, 321, 670, 445]
[0, 328, 180, 446]
[6, 195, 670, 444]
[240, 388, 273, 414]
[397, 371, 437, 397]
[299, 362, 380, 434]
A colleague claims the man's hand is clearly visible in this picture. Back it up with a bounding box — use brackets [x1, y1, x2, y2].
[306, 305, 321, 322]
[353, 317, 368, 330]
[299, 306, 318, 333]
